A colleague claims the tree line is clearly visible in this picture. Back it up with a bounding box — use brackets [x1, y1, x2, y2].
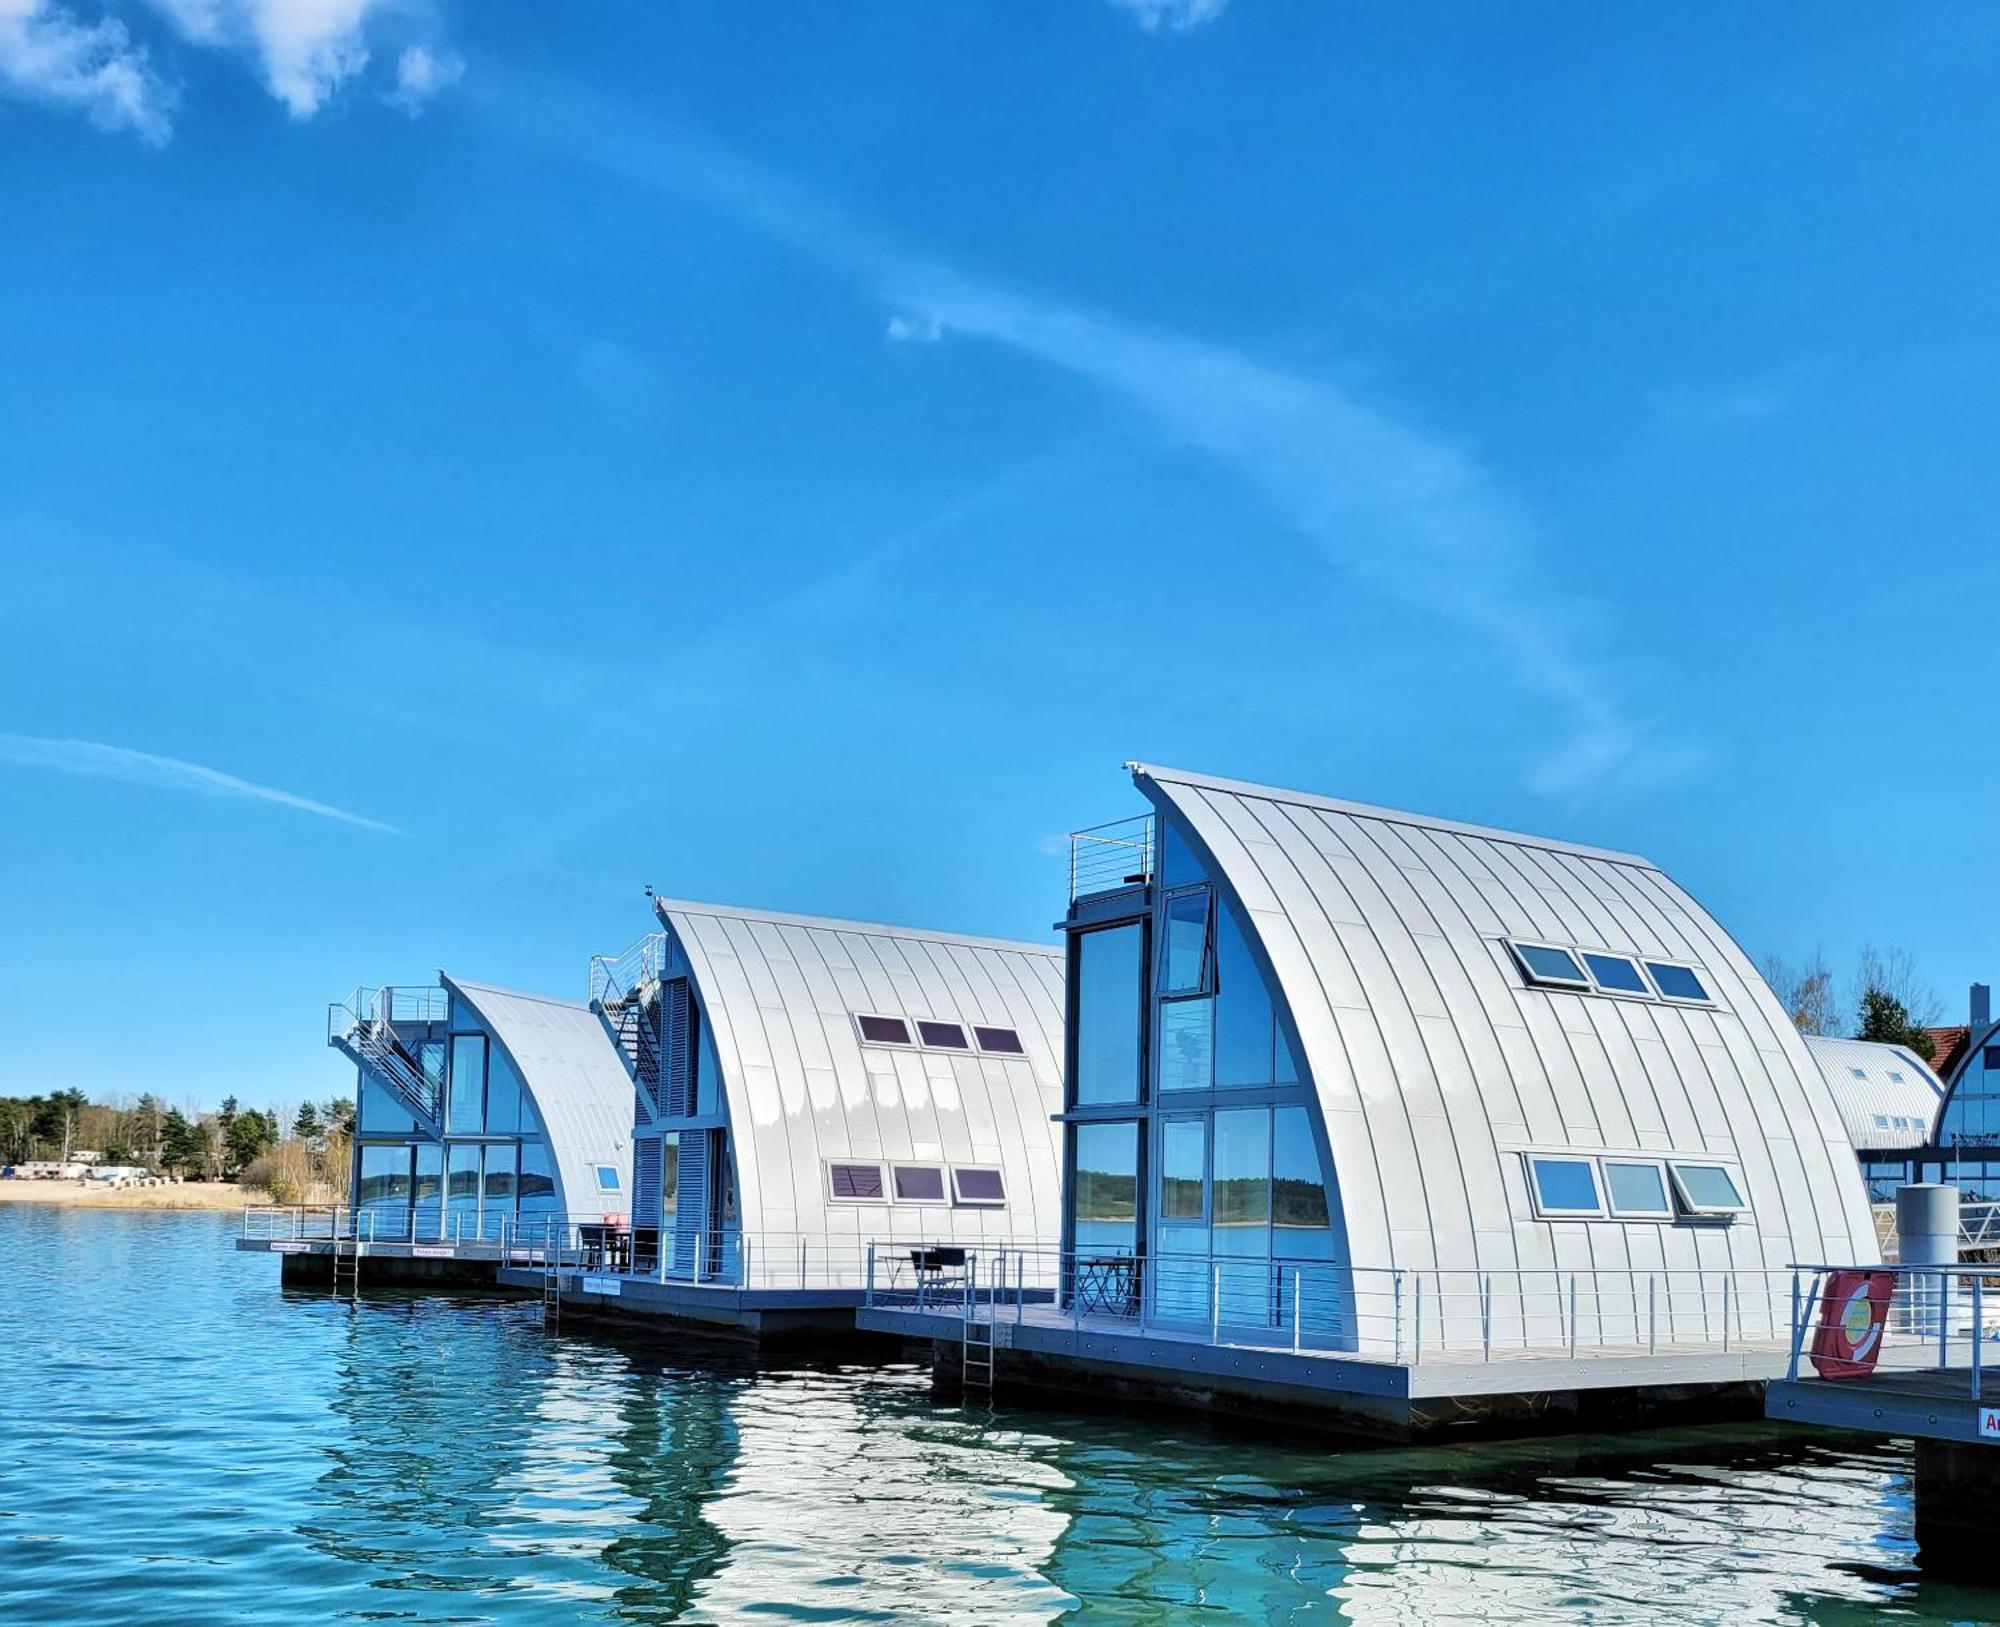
[1762, 944, 1943, 1058]
[0, 1089, 355, 1185]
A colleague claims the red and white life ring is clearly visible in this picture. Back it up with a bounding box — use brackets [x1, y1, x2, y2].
[1810, 1269, 1896, 1380]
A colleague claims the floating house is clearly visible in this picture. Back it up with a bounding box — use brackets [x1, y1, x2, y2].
[496, 898, 1067, 1338]
[239, 975, 634, 1282]
[1801, 1034, 1944, 1201]
[860, 763, 1882, 1437]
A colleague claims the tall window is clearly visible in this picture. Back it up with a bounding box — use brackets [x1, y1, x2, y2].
[1159, 889, 1211, 996]
[448, 1035, 486, 1135]
[1073, 1121, 1139, 1255]
[1075, 922, 1144, 1106]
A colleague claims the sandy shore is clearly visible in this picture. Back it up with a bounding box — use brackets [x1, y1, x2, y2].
[0, 1180, 263, 1212]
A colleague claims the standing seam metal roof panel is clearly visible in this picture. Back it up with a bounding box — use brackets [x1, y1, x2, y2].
[1128, 764, 1881, 1299]
[652, 899, 1066, 1248]
[1803, 1034, 1946, 1151]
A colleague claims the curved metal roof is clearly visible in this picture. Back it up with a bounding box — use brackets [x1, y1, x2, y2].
[1130, 763, 1880, 1285]
[444, 976, 634, 1218]
[1802, 1035, 1944, 1152]
[650, 898, 1065, 1245]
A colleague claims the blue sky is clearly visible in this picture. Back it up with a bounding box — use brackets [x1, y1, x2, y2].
[3, 1, 1997, 1112]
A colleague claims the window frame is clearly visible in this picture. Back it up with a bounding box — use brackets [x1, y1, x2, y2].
[1158, 885, 1216, 999]
[594, 1163, 622, 1194]
[1524, 1153, 1606, 1219]
[1600, 1157, 1675, 1220]
[972, 1025, 1026, 1056]
[950, 1164, 1007, 1206]
[889, 1162, 949, 1205]
[1505, 941, 1592, 991]
[1667, 1160, 1749, 1216]
[825, 1159, 890, 1204]
[914, 1019, 971, 1052]
[1643, 960, 1714, 1005]
[1578, 949, 1651, 999]
[852, 1014, 916, 1048]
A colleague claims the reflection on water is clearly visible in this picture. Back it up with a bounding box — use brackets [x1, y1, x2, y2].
[2, 1207, 1997, 1624]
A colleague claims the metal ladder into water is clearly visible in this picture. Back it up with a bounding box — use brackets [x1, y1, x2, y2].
[542, 1248, 563, 1327]
[962, 1255, 996, 1394]
[332, 1233, 361, 1300]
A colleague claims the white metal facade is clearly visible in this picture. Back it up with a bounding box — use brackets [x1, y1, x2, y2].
[652, 899, 1066, 1248]
[1802, 1034, 1944, 1152]
[444, 977, 635, 1217]
[1130, 764, 1882, 1296]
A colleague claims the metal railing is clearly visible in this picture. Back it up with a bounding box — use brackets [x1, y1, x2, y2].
[1068, 815, 1155, 902]
[863, 1244, 1804, 1365]
[1783, 1262, 2000, 1396]
[325, 986, 447, 1122]
[1962, 1203, 2000, 1253]
[588, 933, 668, 1011]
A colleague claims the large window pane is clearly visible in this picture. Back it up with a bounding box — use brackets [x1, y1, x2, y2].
[1160, 1118, 1206, 1221]
[358, 1075, 416, 1136]
[481, 1143, 517, 1235]
[485, 1048, 522, 1135]
[412, 1143, 444, 1239]
[1072, 1121, 1138, 1255]
[1158, 997, 1214, 1093]
[1272, 1104, 1333, 1259]
[357, 1144, 412, 1210]
[1159, 820, 1205, 889]
[1214, 1109, 1273, 1325]
[448, 1035, 486, 1135]
[1159, 890, 1210, 995]
[518, 1141, 557, 1215]
[1074, 923, 1143, 1106]
[445, 1143, 480, 1237]
[1213, 901, 1275, 1088]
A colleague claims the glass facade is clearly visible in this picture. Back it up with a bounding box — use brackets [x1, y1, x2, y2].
[1064, 813, 1342, 1335]
[448, 1034, 486, 1135]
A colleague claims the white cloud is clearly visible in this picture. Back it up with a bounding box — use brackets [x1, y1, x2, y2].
[0, 733, 402, 833]
[520, 98, 1689, 795]
[886, 312, 942, 343]
[1107, 0, 1227, 31]
[150, 0, 377, 117]
[391, 40, 460, 111]
[0, 0, 174, 142]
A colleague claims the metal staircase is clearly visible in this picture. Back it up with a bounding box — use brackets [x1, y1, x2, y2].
[589, 934, 667, 1114]
[327, 986, 445, 1124]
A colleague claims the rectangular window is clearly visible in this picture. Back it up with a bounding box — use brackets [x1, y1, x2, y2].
[1874, 1114, 1891, 1129]
[1213, 900, 1276, 1088]
[595, 1164, 622, 1192]
[1669, 1161, 1747, 1214]
[855, 1015, 913, 1046]
[1508, 942, 1590, 989]
[1272, 1104, 1333, 1252]
[1602, 1158, 1672, 1218]
[1160, 1117, 1206, 1221]
[1158, 997, 1214, 1093]
[973, 1026, 1025, 1055]
[518, 1143, 557, 1213]
[1160, 889, 1212, 996]
[916, 1020, 969, 1050]
[481, 1144, 517, 1226]
[892, 1163, 947, 1203]
[1213, 1107, 1272, 1232]
[1072, 1121, 1138, 1254]
[1888, 1070, 1906, 1084]
[828, 1161, 887, 1201]
[951, 1166, 1006, 1205]
[1527, 1155, 1603, 1217]
[1074, 922, 1143, 1106]
[1581, 952, 1649, 995]
[447, 1034, 487, 1135]
[1645, 962, 1711, 1003]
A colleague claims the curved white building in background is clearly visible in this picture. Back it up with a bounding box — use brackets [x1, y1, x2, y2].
[1052, 763, 1880, 1355]
[1801, 1033, 1944, 1199]
[582, 897, 1065, 1299]
[335, 974, 634, 1242]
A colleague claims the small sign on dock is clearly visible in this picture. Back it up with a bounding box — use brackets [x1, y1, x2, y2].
[579, 1275, 622, 1297]
[1977, 1407, 2000, 1440]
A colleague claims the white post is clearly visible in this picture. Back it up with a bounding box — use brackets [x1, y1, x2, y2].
[1723, 1275, 1733, 1353]
[1481, 1274, 1492, 1361]
[799, 1236, 807, 1290]
[1651, 1275, 1659, 1356]
[1016, 1251, 1025, 1324]
[1393, 1271, 1404, 1364]
[1413, 1273, 1424, 1365]
[1568, 1272, 1578, 1356]
[1293, 1268, 1304, 1351]
[1976, 1276, 1985, 1402]
[1210, 1262, 1222, 1343]
[865, 1241, 876, 1307]
[694, 1232, 705, 1285]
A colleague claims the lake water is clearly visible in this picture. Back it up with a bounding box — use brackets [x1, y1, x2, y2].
[1, 1207, 1995, 1625]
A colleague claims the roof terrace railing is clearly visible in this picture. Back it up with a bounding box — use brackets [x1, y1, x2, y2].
[325, 985, 447, 1122]
[1068, 814, 1155, 902]
[589, 932, 668, 1011]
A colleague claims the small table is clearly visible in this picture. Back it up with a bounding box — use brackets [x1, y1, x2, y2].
[1076, 1255, 1141, 1316]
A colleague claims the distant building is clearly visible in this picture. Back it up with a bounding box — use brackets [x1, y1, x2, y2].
[1801, 1034, 1944, 1200]
[330, 975, 633, 1243]
[1907, 983, 2000, 1200]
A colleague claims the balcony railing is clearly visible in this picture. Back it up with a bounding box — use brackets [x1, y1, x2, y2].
[589, 933, 668, 1011]
[1068, 815, 1155, 902]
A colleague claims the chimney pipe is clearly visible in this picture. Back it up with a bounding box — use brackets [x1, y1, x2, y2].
[1972, 982, 1992, 1034]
